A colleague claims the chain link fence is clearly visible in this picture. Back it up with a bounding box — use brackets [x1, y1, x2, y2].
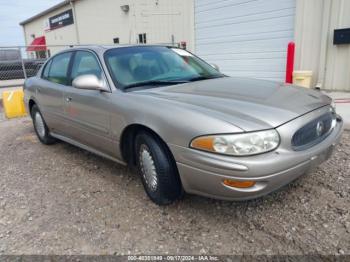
[0, 45, 71, 87]
[0, 50, 45, 80]
[0, 43, 184, 88]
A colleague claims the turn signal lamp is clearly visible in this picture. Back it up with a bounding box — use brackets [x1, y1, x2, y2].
[223, 179, 256, 189]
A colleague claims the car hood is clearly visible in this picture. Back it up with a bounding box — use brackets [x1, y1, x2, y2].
[136, 77, 331, 131]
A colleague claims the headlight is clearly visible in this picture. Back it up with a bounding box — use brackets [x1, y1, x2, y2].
[190, 130, 280, 156]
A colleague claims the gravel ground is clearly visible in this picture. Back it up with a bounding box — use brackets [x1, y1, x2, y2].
[0, 115, 349, 255]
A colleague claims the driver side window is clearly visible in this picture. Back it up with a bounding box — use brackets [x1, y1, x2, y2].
[71, 51, 102, 83]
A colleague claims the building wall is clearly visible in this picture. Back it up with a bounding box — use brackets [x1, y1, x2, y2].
[295, 0, 350, 91]
[73, 0, 194, 49]
[23, 4, 78, 55]
[193, 0, 350, 91]
[135, 0, 195, 49]
[23, 0, 194, 55]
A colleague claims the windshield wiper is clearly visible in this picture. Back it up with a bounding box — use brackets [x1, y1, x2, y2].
[124, 75, 225, 89]
[124, 80, 188, 89]
[188, 75, 225, 82]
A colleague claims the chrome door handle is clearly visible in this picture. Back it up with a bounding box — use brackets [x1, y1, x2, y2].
[66, 97, 72, 102]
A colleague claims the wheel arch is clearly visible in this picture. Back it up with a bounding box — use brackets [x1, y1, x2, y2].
[119, 123, 176, 168]
[28, 97, 39, 116]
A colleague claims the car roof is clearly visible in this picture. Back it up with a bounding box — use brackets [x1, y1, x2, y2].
[64, 44, 175, 53]
[53, 45, 178, 57]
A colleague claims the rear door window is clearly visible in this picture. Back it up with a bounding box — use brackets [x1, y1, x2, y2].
[47, 52, 73, 85]
[42, 59, 52, 79]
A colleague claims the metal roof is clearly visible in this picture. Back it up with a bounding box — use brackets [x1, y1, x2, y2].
[19, 0, 79, 26]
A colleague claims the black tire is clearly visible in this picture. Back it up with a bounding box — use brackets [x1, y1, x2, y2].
[31, 104, 56, 145]
[135, 131, 183, 205]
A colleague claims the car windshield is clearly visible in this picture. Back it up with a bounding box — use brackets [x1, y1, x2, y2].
[104, 46, 224, 89]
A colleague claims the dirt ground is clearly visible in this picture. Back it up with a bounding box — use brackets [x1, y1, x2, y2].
[0, 115, 349, 255]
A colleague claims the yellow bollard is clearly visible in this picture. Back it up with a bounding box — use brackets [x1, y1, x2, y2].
[2, 89, 27, 119]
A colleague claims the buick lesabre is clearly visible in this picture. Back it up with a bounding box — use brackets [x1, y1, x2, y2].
[24, 45, 343, 205]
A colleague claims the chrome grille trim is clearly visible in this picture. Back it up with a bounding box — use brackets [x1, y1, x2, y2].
[291, 112, 336, 151]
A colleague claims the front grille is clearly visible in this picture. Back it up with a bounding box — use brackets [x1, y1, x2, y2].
[292, 112, 335, 150]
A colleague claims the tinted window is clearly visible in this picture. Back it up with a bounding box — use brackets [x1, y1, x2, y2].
[47, 52, 72, 85]
[42, 59, 52, 79]
[71, 51, 102, 81]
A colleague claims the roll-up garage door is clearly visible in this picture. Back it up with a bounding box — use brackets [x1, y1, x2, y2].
[194, 0, 296, 82]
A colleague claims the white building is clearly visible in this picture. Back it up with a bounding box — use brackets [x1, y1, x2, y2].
[20, 0, 195, 55]
[20, 0, 350, 91]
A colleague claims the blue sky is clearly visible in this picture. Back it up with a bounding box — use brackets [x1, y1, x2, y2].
[0, 0, 62, 46]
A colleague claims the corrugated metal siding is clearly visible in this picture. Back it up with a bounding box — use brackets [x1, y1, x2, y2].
[194, 0, 296, 81]
[295, 0, 350, 91]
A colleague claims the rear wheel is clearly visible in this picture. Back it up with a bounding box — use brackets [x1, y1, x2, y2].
[135, 131, 183, 205]
[31, 104, 56, 145]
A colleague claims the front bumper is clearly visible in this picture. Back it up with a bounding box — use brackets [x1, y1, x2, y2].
[170, 107, 344, 201]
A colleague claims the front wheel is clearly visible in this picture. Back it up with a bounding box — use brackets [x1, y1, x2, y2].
[135, 132, 183, 205]
[31, 105, 56, 145]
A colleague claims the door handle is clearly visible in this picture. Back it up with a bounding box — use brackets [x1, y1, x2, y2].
[66, 97, 72, 102]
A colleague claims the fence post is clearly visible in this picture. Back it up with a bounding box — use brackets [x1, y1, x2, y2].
[19, 47, 27, 79]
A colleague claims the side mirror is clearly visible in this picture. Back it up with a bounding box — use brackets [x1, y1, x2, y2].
[211, 63, 220, 72]
[72, 74, 108, 91]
